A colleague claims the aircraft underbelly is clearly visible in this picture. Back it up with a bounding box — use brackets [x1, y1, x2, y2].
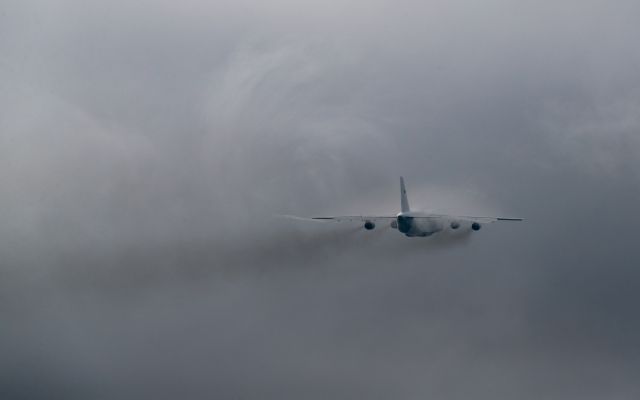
[414, 219, 443, 236]
[399, 216, 443, 237]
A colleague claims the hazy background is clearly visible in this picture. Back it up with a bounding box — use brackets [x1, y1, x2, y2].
[1, 0, 640, 398]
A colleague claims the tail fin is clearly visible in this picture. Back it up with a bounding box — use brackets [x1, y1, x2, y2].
[400, 176, 410, 212]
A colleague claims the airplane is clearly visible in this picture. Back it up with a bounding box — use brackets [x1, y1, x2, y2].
[284, 177, 522, 237]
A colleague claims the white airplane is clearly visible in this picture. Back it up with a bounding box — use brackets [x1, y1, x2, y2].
[286, 177, 522, 237]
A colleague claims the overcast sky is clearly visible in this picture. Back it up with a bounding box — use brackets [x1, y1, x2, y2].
[1, 0, 640, 398]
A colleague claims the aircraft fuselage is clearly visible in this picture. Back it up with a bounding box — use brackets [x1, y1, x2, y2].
[395, 212, 444, 237]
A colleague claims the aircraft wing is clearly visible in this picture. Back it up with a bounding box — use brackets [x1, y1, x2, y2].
[431, 214, 524, 223]
[280, 215, 523, 223]
[279, 215, 396, 223]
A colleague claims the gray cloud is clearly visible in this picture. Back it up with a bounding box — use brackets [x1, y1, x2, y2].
[1, 0, 640, 398]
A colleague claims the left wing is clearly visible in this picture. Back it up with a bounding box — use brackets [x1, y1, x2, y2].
[278, 215, 395, 223]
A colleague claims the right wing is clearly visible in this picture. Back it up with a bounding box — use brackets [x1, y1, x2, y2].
[431, 215, 524, 224]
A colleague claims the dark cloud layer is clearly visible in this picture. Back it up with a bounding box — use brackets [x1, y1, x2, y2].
[1, 0, 640, 398]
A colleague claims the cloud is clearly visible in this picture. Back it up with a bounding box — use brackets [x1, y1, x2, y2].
[1, 0, 640, 398]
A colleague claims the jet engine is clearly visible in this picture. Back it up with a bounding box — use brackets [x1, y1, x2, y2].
[450, 221, 460, 230]
[471, 222, 481, 231]
[364, 220, 376, 230]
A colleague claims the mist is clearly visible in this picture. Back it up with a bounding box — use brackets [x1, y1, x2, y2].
[1, 0, 640, 398]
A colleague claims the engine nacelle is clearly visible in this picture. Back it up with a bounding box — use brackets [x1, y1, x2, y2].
[364, 220, 375, 230]
[450, 221, 460, 230]
[471, 222, 481, 231]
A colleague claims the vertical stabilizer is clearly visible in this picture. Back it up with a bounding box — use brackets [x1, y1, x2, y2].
[400, 176, 410, 212]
